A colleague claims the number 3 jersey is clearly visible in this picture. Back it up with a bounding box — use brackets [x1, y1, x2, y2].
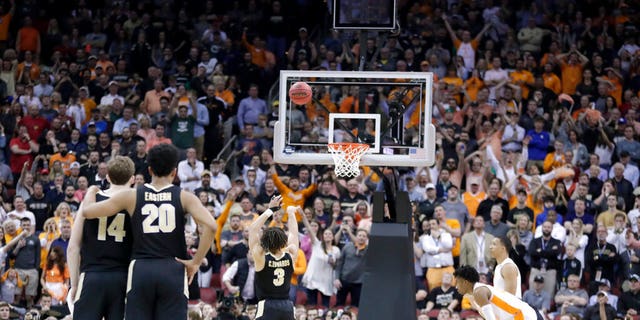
[80, 192, 133, 272]
[255, 252, 294, 300]
[132, 184, 187, 260]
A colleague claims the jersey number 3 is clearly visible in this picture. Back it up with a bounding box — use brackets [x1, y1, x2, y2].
[272, 268, 285, 287]
[141, 203, 176, 233]
[97, 213, 126, 242]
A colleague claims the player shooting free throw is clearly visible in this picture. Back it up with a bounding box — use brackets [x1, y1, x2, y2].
[249, 195, 300, 320]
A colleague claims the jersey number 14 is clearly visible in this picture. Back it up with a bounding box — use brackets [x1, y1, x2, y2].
[97, 213, 127, 242]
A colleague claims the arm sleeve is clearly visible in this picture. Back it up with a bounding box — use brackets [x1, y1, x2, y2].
[214, 201, 233, 254]
[293, 249, 307, 276]
[271, 173, 290, 194]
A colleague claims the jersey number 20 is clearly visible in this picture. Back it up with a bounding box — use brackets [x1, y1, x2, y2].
[141, 203, 176, 233]
[97, 213, 126, 242]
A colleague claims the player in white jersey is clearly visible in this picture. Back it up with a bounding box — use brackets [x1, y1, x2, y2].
[490, 236, 522, 298]
[454, 266, 542, 320]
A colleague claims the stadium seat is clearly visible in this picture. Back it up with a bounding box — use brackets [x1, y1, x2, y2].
[199, 287, 217, 304]
[461, 310, 480, 318]
[427, 309, 440, 318]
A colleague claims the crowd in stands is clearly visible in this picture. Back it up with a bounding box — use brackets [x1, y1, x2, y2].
[0, 0, 638, 319]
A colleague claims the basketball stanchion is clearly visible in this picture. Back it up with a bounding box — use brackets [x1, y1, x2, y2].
[327, 142, 370, 177]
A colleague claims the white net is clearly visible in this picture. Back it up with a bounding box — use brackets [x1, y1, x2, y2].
[327, 143, 370, 177]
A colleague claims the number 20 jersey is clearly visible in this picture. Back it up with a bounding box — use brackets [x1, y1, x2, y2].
[80, 192, 133, 272]
[132, 184, 187, 260]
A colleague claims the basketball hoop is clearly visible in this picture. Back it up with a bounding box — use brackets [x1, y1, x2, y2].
[328, 142, 370, 177]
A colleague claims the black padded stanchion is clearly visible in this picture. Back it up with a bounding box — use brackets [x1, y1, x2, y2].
[357, 191, 416, 320]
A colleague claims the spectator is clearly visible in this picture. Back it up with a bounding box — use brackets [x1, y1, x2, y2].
[523, 275, 551, 316]
[301, 212, 340, 308]
[222, 253, 257, 304]
[582, 291, 616, 320]
[10, 217, 39, 308]
[271, 167, 317, 221]
[564, 218, 589, 270]
[476, 182, 509, 223]
[220, 214, 244, 266]
[459, 216, 495, 275]
[177, 148, 204, 193]
[333, 213, 357, 250]
[145, 122, 172, 151]
[586, 224, 618, 284]
[236, 84, 267, 131]
[565, 198, 595, 234]
[441, 185, 471, 233]
[111, 106, 137, 137]
[607, 213, 628, 253]
[441, 13, 490, 71]
[618, 274, 640, 317]
[209, 159, 231, 202]
[0, 268, 23, 305]
[334, 228, 368, 307]
[422, 272, 461, 315]
[167, 90, 197, 155]
[484, 205, 510, 239]
[525, 117, 551, 165]
[609, 163, 634, 211]
[587, 279, 618, 309]
[39, 246, 69, 305]
[434, 205, 462, 263]
[15, 17, 40, 57]
[99, 81, 124, 107]
[507, 189, 534, 228]
[621, 231, 640, 281]
[534, 210, 566, 243]
[339, 179, 367, 212]
[7, 195, 35, 229]
[419, 218, 454, 290]
[24, 182, 47, 231]
[529, 220, 563, 297]
[48, 142, 75, 176]
[554, 274, 589, 316]
[49, 218, 70, 257]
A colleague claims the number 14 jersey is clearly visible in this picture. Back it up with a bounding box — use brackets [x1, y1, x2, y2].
[255, 252, 294, 300]
[80, 192, 133, 272]
[132, 184, 187, 260]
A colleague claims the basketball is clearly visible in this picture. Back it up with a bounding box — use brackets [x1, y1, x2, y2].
[289, 81, 312, 105]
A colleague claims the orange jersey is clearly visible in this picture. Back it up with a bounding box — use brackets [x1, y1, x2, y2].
[462, 191, 487, 217]
[510, 70, 534, 99]
[464, 77, 484, 102]
[446, 218, 461, 257]
[603, 75, 622, 105]
[560, 61, 583, 95]
[272, 173, 317, 221]
[543, 72, 562, 95]
[291, 248, 307, 286]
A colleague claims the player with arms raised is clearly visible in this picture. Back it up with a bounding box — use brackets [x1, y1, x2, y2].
[249, 196, 299, 320]
[67, 156, 135, 319]
[81, 144, 217, 320]
[454, 265, 543, 320]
